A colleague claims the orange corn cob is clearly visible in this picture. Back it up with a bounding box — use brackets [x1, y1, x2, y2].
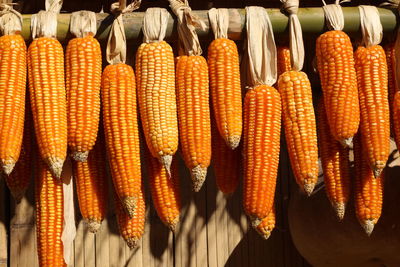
[278, 71, 318, 195]
[211, 117, 240, 195]
[101, 63, 142, 218]
[136, 41, 178, 172]
[255, 206, 276, 240]
[114, 185, 145, 249]
[208, 37, 242, 149]
[243, 85, 281, 227]
[277, 46, 291, 76]
[317, 99, 350, 220]
[0, 34, 26, 174]
[393, 91, 400, 149]
[354, 45, 390, 177]
[73, 136, 108, 233]
[384, 43, 397, 107]
[27, 37, 67, 178]
[316, 30, 360, 146]
[146, 150, 180, 231]
[5, 106, 34, 203]
[176, 55, 211, 191]
[353, 134, 384, 236]
[66, 34, 102, 162]
[35, 159, 65, 266]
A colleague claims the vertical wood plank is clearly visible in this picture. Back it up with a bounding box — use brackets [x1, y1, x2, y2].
[95, 219, 110, 267]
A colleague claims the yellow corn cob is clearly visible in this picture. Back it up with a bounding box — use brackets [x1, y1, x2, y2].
[66, 34, 102, 162]
[316, 30, 360, 146]
[277, 71, 318, 195]
[73, 136, 108, 233]
[255, 206, 276, 240]
[114, 185, 145, 249]
[27, 37, 67, 178]
[101, 63, 142, 218]
[211, 117, 240, 195]
[317, 99, 350, 220]
[208, 37, 242, 149]
[5, 106, 34, 203]
[35, 159, 65, 267]
[146, 150, 180, 231]
[354, 45, 390, 177]
[136, 41, 178, 172]
[243, 85, 281, 227]
[393, 91, 400, 149]
[277, 46, 291, 76]
[176, 55, 211, 191]
[384, 43, 397, 107]
[0, 34, 27, 175]
[353, 134, 384, 236]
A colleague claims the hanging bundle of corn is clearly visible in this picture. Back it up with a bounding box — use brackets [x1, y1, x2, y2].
[136, 8, 178, 173]
[0, 3, 26, 175]
[354, 6, 389, 178]
[67, 11, 102, 162]
[102, 0, 143, 218]
[4, 105, 34, 203]
[146, 148, 181, 231]
[207, 8, 242, 149]
[242, 6, 281, 234]
[28, 2, 67, 178]
[114, 185, 145, 248]
[211, 117, 240, 195]
[316, 1, 359, 147]
[169, 0, 211, 191]
[277, 0, 318, 195]
[317, 99, 350, 220]
[353, 134, 384, 236]
[73, 135, 108, 233]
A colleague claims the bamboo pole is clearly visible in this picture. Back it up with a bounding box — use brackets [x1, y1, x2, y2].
[20, 7, 397, 42]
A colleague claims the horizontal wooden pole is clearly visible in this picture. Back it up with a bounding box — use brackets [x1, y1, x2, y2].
[20, 7, 398, 42]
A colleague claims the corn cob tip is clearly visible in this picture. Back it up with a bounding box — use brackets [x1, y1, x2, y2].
[255, 228, 272, 240]
[227, 135, 241, 150]
[191, 166, 207, 192]
[340, 137, 353, 148]
[250, 216, 262, 229]
[122, 196, 138, 218]
[373, 163, 385, 178]
[166, 216, 180, 233]
[361, 219, 375, 236]
[1, 161, 15, 176]
[71, 151, 89, 162]
[160, 155, 173, 176]
[47, 157, 65, 178]
[85, 219, 101, 233]
[303, 183, 316, 196]
[332, 202, 346, 221]
[126, 238, 140, 249]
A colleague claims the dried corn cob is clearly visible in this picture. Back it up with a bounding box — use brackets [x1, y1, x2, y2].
[384, 43, 397, 107]
[66, 34, 102, 162]
[146, 150, 180, 231]
[73, 136, 107, 233]
[27, 37, 67, 178]
[114, 185, 145, 249]
[211, 117, 240, 195]
[316, 30, 360, 146]
[136, 41, 178, 172]
[101, 63, 142, 218]
[4, 106, 34, 203]
[354, 45, 390, 177]
[317, 99, 350, 220]
[35, 159, 65, 266]
[277, 46, 291, 76]
[176, 55, 211, 191]
[278, 71, 318, 195]
[255, 206, 276, 240]
[208, 37, 242, 149]
[0, 34, 27, 175]
[354, 134, 384, 236]
[243, 85, 281, 227]
[393, 91, 400, 149]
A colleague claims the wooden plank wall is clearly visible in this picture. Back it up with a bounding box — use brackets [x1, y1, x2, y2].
[7, 144, 310, 267]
